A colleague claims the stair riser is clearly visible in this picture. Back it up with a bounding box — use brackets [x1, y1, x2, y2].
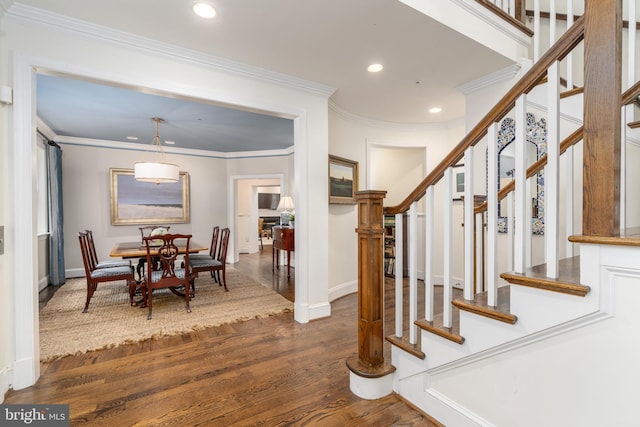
[458, 311, 523, 353]
[510, 285, 598, 332]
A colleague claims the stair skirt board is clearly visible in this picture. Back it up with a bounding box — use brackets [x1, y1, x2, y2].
[394, 308, 615, 426]
[397, 374, 494, 427]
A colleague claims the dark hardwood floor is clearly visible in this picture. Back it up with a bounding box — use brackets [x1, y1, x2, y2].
[8, 244, 440, 426]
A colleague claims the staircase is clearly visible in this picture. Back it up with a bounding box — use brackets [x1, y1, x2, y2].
[349, 1, 640, 425]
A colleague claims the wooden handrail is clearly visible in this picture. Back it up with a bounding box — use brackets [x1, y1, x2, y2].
[622, 80, 640, 106]
[384, 15, 585, 215]
[474, 0, 533, 36]
[474, 126, 584, 214]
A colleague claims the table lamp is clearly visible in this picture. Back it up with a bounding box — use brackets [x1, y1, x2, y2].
[277, 196, 294, 226]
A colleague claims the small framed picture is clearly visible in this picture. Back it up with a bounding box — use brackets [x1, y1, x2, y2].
[328, 155, 359, 204]
[452, 164, 464, 200]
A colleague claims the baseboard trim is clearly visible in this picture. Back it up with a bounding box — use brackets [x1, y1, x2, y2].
[423, 387, 494, 427]
[309, 302, 331, 320]
[65, 268, 84, 279]
[0, 365, 11, 404]
[328, 280, 357, 302]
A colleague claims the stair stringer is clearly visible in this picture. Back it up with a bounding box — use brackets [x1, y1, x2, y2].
[392, 243, 640, 426]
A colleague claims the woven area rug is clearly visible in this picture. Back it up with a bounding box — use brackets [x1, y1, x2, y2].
[39, 269, 293, 361]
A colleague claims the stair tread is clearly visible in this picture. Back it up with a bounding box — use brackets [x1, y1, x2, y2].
[386, 335, 426, 360]
[500, 256, 590, 297]
[415, 307, 465, 345]
[452, 286, 517, 324]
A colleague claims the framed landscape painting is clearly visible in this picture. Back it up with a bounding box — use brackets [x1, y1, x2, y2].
[110, 168, 190, 225]
[328, 155, 358, 204]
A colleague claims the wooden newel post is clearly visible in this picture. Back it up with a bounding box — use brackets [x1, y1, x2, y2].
[347, 191, 395, 399]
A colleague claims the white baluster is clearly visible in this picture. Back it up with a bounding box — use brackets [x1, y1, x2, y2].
[509, 0, 515, 18]
[546, 61, 561, 278]
[621, 109, 627, 232]
[566, 0, 574, 88]
[487, 123, 499, 306]
[443, 167, 453, 328]
[425, 185, 435, 321]
[464, 148, 474, 300]
[507, 191, 514, 272]
[514, 94, 527, 274]
[475, 212, 484, 293]
[395, 212, 403, 338]
[534, 0, 541, 62]
[565, 145, 575, 257]
[550, 0, 557, 44]
[409, 202, 418, 344]
[628, 0, 637, 87]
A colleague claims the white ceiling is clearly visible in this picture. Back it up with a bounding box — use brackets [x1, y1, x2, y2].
[8, 0, 516, 152]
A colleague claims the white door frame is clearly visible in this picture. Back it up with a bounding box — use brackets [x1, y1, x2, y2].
[228, 174, 285, 263]
[11, 55, 313, 390]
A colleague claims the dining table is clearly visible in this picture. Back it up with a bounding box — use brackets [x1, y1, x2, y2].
[110, 240, 207, 285]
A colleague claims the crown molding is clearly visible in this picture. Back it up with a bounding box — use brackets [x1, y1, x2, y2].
[6, 3, 336, 98]
[328, 99, 450, 130]
[53, 134, 293, 159]
[457, 63, 522, 95]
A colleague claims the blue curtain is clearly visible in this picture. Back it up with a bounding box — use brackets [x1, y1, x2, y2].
[46, 142, 65, 286]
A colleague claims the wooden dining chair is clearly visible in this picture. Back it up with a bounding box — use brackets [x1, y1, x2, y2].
[140, 233, 193, 320]
[85, 230, 131, 269]
[136, 225, 171, 281]
[78, 232, 136, 312]
[189, 226, 219, 262]
[189, 227, 230, 293]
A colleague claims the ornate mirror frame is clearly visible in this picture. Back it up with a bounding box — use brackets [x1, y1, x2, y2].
[488, 113, 547, 235]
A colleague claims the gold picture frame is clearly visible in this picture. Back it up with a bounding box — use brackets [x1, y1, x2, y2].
[328, 155, 358, 204]
[109, 168, 190, 225]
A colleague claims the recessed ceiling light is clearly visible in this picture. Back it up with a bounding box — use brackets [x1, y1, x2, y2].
[429, 107, 442, 114]
[367, 63, 383, 73]
[193, 2, 217, 19]
[164, 140, 176, 145]
[126, 136, 139, 141]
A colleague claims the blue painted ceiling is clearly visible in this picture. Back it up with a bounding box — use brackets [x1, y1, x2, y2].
[37, 74, 294, 153]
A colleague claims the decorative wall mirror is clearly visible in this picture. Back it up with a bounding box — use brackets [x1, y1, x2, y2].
[490, 113, 547, 235]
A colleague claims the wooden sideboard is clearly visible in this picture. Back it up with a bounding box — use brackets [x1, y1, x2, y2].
[272, 226, 294, 278]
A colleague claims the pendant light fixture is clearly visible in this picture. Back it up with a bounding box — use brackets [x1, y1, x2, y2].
[134, 117, 179, 184]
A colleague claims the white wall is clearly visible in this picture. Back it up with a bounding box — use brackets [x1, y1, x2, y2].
[236, 177, 281, 255]
[61, 144, 229, 277]
[427, 244, 640, 427]
[0, 8, 330, 392]
[0, 6, 10, 401]
[327, 107, 465, 300]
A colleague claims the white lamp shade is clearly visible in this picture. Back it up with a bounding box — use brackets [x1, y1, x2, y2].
[277, 196, 294, 211]
[134, 162, 180, 184]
